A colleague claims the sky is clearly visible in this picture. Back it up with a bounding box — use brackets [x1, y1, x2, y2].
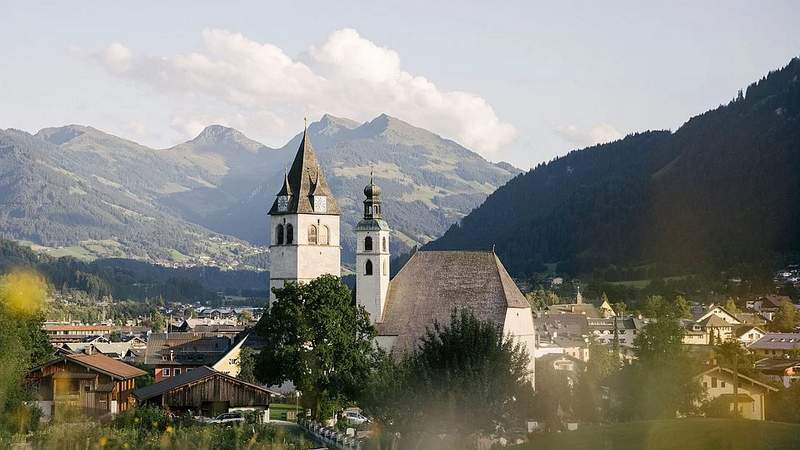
[1, 1, 798, 169]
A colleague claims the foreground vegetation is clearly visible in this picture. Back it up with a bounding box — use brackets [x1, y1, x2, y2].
[516, 419, 800, 450]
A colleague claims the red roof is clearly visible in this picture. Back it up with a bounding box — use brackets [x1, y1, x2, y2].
[64, 353, 146, 380]
[44, 325, 112, 332]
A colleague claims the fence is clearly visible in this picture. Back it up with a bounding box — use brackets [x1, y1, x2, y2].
[297, 417, 362, 450]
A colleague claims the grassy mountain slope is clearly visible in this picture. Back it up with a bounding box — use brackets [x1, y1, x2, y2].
[1, 114, 517, 265]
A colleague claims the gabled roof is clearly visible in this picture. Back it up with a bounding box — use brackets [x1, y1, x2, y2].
[377, 250, 530, 354]
[34, 353, 146, 380]
[696, 366, 779, 392]
[695, 305, 741, 325]
[132, 366, 277, 401]
[268, 127, 339, 215]
[144, 333, 232, 366]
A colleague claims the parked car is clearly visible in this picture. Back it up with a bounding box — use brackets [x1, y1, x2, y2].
[208, 411, 244, 425]
[343, 411, 371, 425]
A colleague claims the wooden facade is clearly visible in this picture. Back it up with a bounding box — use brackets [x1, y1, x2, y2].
[133, 366, 271, 417]
[26, 354, 145, 420]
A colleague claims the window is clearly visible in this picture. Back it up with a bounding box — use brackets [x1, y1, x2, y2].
[382, 236, 388, 252]
[308, 225, 318, 245]
[174, 368, 181, 376]
[721, 381, 726, 388]
[163, 368, 171, 377]
[365, 259, 373, 276]
[275, 224, 284, 245]
[319, 225, 329, 245]
[364, 236, 373, 251]
[286, 224, 294, 244]
[383, 260, 387, 275]
[711, 377, 717, 388]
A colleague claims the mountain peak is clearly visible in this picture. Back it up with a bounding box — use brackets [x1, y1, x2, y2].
[35, 124, 93, 145]
[187, 125, 263, 153]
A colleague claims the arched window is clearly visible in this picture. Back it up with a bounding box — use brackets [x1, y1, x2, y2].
[382, 236, 388, 252]
[364, 236, 373, 252]
[382, 260, 387, 275]
[275, 224, 284, 245]
[319, 225, 329, 245]
[308, 225, 318, 245]
[286, 224, 294, 244]
[365, 259, 373, 276]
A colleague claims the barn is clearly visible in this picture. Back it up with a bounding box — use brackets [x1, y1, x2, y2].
[131, 366, 274, 418]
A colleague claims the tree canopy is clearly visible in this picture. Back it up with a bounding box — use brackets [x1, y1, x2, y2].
[254, 275, 375, 419]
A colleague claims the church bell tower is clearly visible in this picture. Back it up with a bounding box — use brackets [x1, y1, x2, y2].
[356, 171, 391, 324]
[268, 121, 341, 304]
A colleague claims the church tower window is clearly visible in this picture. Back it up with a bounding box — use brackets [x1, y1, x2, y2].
[364, 236, 373, 252]
[275, 224, 284, 245]
[365, 259, 373, 276]
[308, 225, 318, 245]
[382, 236, 388, 252]
[319, 225, 329, 245]
[286, 224, 294, 244]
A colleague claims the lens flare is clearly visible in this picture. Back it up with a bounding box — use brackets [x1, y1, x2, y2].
[0, 269, 47, 315]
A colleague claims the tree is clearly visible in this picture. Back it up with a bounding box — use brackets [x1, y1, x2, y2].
[237, 346, 257, 384]
[723, 297, 740, 314]
[574, 340, 620, 423]
[769, 300, 798, 332]
[613, 301, 627, 317]
[237, 309, 253, 324]
[674, 295, 692, 319]
[362, 310, 534, 448]
[254, 275, 375, 419]
[611, 305, 702, 420]
[0, 270, 53, 434]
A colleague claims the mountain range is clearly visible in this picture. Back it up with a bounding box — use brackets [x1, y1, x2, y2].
[426, 57, 800, 279]
[0, 114, 519, 267]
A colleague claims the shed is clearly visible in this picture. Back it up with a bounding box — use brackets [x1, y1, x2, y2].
[132, 366, 273, 417]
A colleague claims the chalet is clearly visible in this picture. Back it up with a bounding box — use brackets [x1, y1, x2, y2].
[751, 295, 792, 314]
[587, 316, 644, 347]
[735, 325, 766, 347]
[755, 358, 800, 388]
[144, 332, 233, 382]
[132, 366, 274, 419]
[682, 305, 742, 345]
[26, 353, 146, 420]
[749, 332, 800, 358]
[696, 366, 778, 420]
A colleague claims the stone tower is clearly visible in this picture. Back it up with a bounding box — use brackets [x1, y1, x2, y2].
[268, 123, 341, 304]
[356, 172, 391, 324]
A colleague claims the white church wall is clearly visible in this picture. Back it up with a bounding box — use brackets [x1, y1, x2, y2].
[503, 307, 537, 389]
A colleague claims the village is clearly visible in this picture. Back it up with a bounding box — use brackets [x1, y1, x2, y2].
[9, 129, 800, 449]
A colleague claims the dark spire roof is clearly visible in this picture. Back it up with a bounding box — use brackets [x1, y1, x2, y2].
[277, 170, 292, 196]
[269, 124, 340, 215]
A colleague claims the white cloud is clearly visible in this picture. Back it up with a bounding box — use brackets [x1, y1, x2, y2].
[93, 28, 516, 156]
[555, 123, 622, 147]
[101, 42, 132, 74]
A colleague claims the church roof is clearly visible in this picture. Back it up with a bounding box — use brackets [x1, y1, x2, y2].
[269, 127, 340, 215]
[377, 250, 530, 354]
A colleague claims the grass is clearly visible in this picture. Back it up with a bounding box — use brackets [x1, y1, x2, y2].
[514, 419, 800, 450]
[270, 403, 302, 421]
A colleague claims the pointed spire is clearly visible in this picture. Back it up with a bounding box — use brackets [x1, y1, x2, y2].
[269, 118, 339, 215]
[278, 168, 292, 196]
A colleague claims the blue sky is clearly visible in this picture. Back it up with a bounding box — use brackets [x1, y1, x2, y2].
[1, 1, 798, 168]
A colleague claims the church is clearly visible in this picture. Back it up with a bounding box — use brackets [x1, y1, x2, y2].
[268, 124, 536, 386]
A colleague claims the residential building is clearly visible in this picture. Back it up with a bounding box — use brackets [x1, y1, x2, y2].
[132, 366, 274, 418]
[749, 332, 800, 358]
[26, 353, 146, 420]
[755, 358, 800, 388]
[696, 366, 778, 420]
[144, 332, 233, 382]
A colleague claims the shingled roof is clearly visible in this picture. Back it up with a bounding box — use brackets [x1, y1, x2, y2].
[268, 127, 339, 215]
[377, 250, 530, 354]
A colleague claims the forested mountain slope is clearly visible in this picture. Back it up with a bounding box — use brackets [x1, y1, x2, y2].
[427, 57, 800, 277]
